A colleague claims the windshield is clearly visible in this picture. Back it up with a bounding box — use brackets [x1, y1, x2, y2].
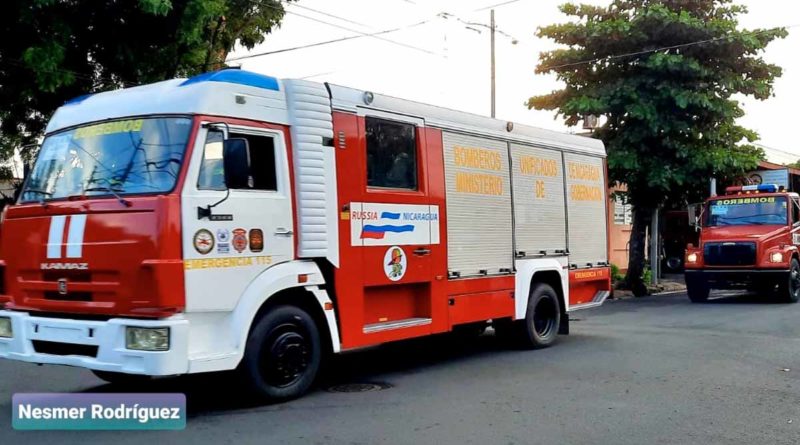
[706, 196, 788, 226]
[20, 117, 193, 202]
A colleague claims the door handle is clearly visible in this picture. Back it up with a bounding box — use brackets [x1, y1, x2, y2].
[274, 228, 294, 236]
[413, 248, 431, 256]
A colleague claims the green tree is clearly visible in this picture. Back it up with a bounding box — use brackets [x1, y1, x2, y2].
[0, 0, 291, 176]
[529, 0, 785, 295]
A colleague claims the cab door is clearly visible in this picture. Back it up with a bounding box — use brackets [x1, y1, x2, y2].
[181, 122, 294, 312]
[345, 113, 441, 342]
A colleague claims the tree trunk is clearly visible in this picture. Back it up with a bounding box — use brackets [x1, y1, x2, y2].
[626, 204, 652, 297]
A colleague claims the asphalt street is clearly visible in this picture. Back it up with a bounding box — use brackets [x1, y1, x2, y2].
[1, 290, 799, 444]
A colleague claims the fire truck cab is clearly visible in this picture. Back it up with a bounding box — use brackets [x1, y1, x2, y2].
[684, 184, 800, 303]
[0, 70, 611, 401]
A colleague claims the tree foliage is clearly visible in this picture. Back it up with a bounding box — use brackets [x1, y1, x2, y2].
[529, 0, 786, 293]
[0, 0, 291, 175]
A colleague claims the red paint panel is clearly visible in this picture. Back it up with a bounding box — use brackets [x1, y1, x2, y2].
[2, 195, 185, 318]
[424, 128, 450, 334]
[449, 290, 515, 326]
[568, 267, 611, 306]
[332, 114, 450, 349]
[447, 276, 516, 296]
[331, 112, 366, 349]
[363, 283, 431, 325]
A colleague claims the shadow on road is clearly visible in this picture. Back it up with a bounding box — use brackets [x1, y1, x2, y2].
[75, 330, 560, 416]
[705, 291, 787, 305]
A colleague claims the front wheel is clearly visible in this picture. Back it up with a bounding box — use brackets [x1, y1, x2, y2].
[517, 283, 561, 349]
[686, 280, 710, 303]
[238, 305, 322, 402]
[778, 259, 800, 303]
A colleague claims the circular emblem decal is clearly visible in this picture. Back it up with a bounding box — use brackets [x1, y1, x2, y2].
[383, 246, 407, 281]
[232, 228, 248, 253]
[193, 229, 215, 255]
[249, 229, 264, 253]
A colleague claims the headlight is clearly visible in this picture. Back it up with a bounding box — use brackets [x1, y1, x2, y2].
[687, 253, 698, 263]
[0, 317, 12, 338]
[770, 252, 784, 263]
[125, 327, 169, 351]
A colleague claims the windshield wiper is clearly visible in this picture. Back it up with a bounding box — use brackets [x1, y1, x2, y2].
[82, 172, 131, 207]
[83, 186, 131, 207]
[23, 189, 53, 206]
[24, 189, 53, 197]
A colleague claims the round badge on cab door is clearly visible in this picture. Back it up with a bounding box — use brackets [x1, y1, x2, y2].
[193, 229, 215, 255]
[384, 246, 407, 281]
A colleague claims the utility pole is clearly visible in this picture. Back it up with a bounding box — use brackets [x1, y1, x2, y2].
[490, 9, 496, 118]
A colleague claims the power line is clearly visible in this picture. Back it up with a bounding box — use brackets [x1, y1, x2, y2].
[285, 10, 442, 56]
[474, 0, 525, 12]
[226, 18, 436, 63]
[540, 24, 800, 71]
[289, 4, 373, 30]
[238, 0, 442, 57]
[3, 58, 137, 88]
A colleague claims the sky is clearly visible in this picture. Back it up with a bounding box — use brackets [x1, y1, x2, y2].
[228, 0, 800, 161]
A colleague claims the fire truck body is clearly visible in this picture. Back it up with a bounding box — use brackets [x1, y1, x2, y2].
[0, 70, 610, 400]
[684, 184, 800, 303]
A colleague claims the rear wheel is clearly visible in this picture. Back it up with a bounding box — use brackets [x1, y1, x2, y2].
[238, 305, 322, 402]
[686, 280, 710, 303]
[778, 258, 800, 303]
[516, 283, 561, 349]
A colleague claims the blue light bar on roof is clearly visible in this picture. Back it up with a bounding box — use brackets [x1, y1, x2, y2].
[757, 184, 779, 193]
[180, 69, 279, 91]
[64, 93, 95, 106]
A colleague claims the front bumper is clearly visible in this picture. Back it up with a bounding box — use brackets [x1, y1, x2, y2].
[685, 268, 789, 289]
[0, 310, 189, 376]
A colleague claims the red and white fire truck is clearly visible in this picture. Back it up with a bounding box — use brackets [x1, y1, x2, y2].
[0, 69, 610, 401]
[685, 184, 800, 303]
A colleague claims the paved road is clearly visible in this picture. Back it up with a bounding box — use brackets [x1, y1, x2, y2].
[2, 291, 800, 444]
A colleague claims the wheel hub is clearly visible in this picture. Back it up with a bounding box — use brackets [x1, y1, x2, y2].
[533, 298, 557, 337]
[262, 327, 310, 388]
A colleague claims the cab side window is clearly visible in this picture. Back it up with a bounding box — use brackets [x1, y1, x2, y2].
[793, 199, 800, 224]
[198, 130, 278, 191]
[365, 117, 418, 190]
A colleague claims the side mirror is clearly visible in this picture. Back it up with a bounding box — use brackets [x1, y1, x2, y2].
[223, 138, 251, 189]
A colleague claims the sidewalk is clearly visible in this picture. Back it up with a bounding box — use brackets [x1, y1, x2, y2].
[612, 273, 687, 298]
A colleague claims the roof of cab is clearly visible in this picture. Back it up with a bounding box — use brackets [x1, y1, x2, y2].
[46, 70, 288, 134]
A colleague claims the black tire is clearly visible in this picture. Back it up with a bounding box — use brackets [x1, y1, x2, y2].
[664, 256, 683, 273]
[91, 370, 152, 386]
[238, 305, 322, 402]
[686, 281, 710, 303]
[516, 283, 561, 349]
[778, 258, 800, 303]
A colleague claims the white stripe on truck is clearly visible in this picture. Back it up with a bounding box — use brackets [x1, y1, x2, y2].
[47, 215, 67, 259]
[47, 215, 87, 259]
[65, 214, 87, 258]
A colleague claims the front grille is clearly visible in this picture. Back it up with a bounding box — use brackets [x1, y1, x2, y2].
[32, 340, 98, 357]
[703, 242, 757, 266]
[44, 291, 92, 302]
